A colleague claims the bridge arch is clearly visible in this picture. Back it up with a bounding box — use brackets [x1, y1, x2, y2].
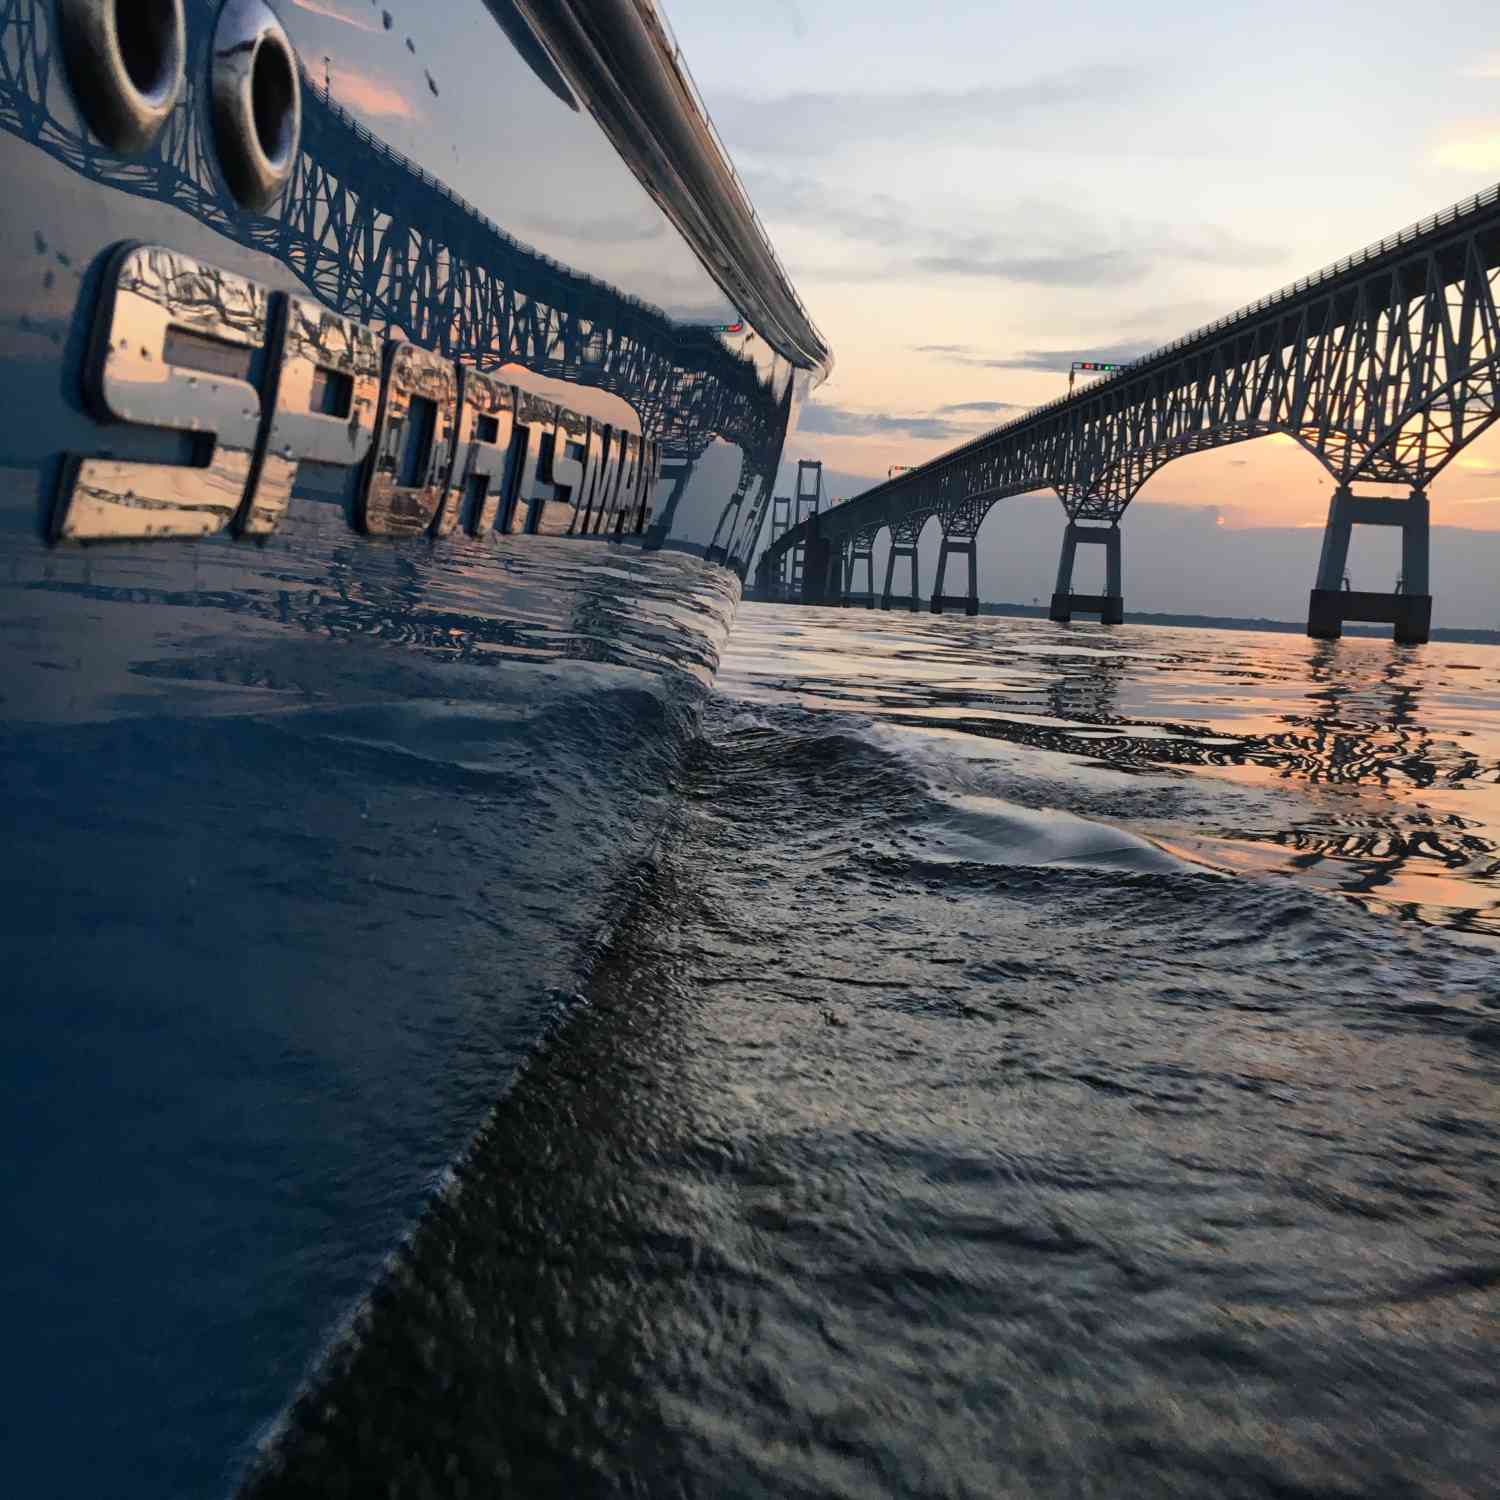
[878, 510, 931, 612]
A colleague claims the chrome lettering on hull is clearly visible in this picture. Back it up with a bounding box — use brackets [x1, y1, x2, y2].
[55, 243, 271, 542]
[54, 244, 652, 549]
[505, 389, 556, 535]
[567, 420, 606, 535]
[452, 367, 517, 536]
[582, 425, 623, 535]
[534, 406, 590, 535]
[613, 431, 643, 537]
[249, 295, 382, 535]
[360, 342, 459, 537]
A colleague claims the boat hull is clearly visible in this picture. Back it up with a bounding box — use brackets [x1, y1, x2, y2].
[0, 1, 819, 1490]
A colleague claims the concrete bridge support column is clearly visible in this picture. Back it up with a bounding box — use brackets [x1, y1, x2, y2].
[842, 539, 876, 607]
[881, 541, 920, 611]
[930, 536, 979, 616]
[828, 543, 852, 606]
[1306, 486, 1431, 644]
[1049, 523, 1123, 623]
[800, 531, 836, 605]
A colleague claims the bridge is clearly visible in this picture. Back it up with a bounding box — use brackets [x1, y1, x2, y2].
[754, 182, 1500, 644]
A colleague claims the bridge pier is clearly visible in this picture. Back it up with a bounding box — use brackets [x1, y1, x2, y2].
[881, 536, 920, 611]
[1306, 485, 1431, 644]
[1049, 523, 1123, 623]
[929, 535, 979, 615]
[841, 536, 877, 607]
[800, 527, 844, 606]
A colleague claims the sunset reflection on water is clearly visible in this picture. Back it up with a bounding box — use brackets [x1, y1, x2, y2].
[722, 604, 1500, 940]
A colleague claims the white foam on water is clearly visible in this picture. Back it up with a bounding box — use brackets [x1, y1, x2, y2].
[915, 791, 1194, 873]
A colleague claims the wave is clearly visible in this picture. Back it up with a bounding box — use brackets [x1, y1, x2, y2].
[239, 680, 1500, 1497]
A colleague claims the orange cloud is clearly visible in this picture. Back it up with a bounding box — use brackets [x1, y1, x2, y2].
[290, 0, 383, 31]
[326, 63, 418, 121]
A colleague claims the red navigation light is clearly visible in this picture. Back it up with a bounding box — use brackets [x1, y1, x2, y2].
[708, 321, 745, 334]
[1068, 358, 1125, 394]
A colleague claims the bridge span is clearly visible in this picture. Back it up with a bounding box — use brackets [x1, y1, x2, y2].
[754, 182, 1500, 643]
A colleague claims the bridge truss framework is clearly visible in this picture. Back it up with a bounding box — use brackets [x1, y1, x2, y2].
[757, 183, 1500, 643]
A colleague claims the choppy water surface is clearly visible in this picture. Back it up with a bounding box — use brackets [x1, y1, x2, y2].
[252, 605, 1500, 1499]
[723, 605, 1500, 942]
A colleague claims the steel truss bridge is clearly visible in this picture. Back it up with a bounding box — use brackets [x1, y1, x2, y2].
[756, 183, 1500, 643]
[0, 0, 790, 507]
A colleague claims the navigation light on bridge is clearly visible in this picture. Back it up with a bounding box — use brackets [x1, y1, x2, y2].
[1069, 360, 1125, 393]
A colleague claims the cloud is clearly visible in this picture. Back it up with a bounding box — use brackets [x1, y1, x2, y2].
[748, 171, 1279, 289]
[909, 224, 1274, 287]
[327, 64, 418, 120]
[744, 173, 910, 247]
[914, 250, 1153, 288]
[936, 400, 1024, 415]
[797, 402, 968, 441]
[1113, 295, 1236, 336]
[916, 338, 1157, 373]
[708, 65, 1144, 156]
[290, 0, 384, 30]
[797, 398, 1024, 439]
[1461, 57, 1500, 80]
[521, 210, 667, 246]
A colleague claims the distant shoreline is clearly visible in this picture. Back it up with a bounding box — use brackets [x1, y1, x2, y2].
[870, 599, 1500, 647]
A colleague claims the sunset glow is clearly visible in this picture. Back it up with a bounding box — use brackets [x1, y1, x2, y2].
[326, 63, 419, 121]
[1432, 132, 1500, 173]
[288, 0, 385, 33]
[668, 0, 1500, 529]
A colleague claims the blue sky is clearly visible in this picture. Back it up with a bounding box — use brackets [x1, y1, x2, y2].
[667, 0, 1500, 525]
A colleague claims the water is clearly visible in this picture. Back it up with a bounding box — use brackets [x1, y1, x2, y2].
[0, 538, 735, 1497]
[243, 603, 1500, 1498]
[722, 605, 1500, 941]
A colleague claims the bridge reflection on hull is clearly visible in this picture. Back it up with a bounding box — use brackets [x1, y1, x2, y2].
[0, 0, 796, 580]
[755, 183, 1500, 643]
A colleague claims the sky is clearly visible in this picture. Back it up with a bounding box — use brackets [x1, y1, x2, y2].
[666, 0, 1500, 530]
